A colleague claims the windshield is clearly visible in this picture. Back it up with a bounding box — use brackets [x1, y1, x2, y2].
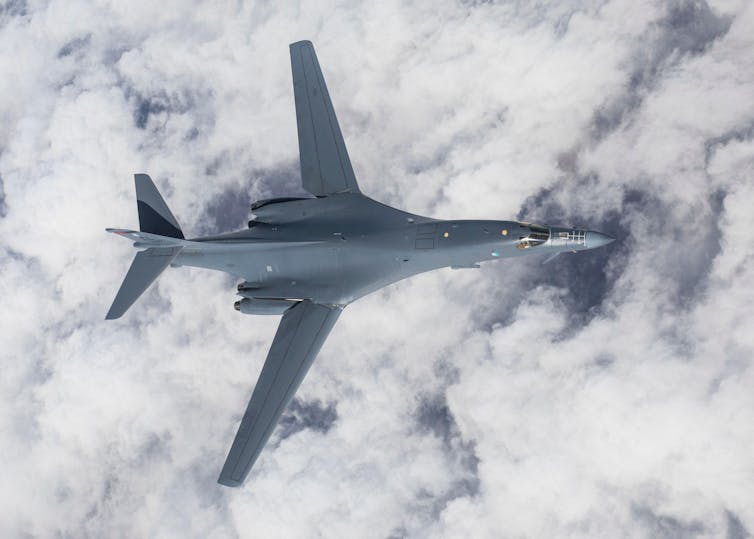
[516, 223, 550, 249]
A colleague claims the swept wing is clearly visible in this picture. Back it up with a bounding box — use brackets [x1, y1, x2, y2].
[218, 300, 342, 486]
[290, 40, 360, 196]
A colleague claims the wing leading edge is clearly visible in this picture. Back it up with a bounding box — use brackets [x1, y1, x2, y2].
[218, 300, 342, 487]
[290, 40, 360, 196]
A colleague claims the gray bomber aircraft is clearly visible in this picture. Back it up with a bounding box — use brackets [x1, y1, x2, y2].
[106, 41, 614, 487]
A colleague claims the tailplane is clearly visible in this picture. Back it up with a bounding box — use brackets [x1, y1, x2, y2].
[105, 174, 184, 320]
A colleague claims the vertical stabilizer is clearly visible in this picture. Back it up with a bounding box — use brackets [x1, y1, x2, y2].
[135, 173, 184, 239]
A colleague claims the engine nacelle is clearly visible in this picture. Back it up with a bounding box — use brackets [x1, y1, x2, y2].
[250, 197, 311, 224]
[234, 297, 298, 315]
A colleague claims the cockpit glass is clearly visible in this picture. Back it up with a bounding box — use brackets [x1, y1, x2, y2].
[516, 223, 550, 249]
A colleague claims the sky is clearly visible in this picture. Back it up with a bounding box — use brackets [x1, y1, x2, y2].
[1, 0, 753, 537]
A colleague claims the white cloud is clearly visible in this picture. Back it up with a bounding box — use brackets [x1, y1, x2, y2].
[1, 0, 753, 537]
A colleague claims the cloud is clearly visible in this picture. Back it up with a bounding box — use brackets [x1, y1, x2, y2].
[1, 0, 753, 537]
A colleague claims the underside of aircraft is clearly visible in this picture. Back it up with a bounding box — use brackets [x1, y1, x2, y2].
[106, 41, 613, 487]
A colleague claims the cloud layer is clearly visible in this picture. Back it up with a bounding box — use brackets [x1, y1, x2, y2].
[1, 0, 753, 537]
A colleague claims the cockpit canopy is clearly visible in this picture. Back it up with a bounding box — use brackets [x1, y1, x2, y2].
[516, 223, 550, 249]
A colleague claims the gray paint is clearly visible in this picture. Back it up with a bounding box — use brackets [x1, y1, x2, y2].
[105, 246, 180, 320]
[134, 173, 182, 235]
[218, 300, 341, 486]
[106, 41, 614, 487]
[291, 41, 359, 196]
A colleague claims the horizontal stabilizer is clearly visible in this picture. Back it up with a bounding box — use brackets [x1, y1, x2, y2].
[105, 247, 181, 319]
[106, 228, 185, 248]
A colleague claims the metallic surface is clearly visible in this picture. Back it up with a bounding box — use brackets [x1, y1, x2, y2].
[106, 40, 614, 487]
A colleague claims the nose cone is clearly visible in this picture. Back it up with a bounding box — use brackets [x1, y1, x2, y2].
[585, 231, 615, 249]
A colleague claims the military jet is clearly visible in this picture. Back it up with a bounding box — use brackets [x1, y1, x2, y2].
[106, 40, 614, 487]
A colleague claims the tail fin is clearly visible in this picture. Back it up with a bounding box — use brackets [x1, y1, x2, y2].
[105, 174, 184, 320]
[135, 173, 184, 239]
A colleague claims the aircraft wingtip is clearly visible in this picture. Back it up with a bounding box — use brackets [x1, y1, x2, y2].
[217, 477, 242, 488]
[290, 40, 313, 49]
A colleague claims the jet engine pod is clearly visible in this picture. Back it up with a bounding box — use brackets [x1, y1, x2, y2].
[237, 281, 261, 292]
[235, 297, 299, 315]
[250, 197, 311, 224]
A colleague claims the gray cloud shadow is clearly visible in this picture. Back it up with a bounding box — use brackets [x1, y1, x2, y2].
[275, 398, 338, 443]
[591, 0, 732, 141]
[631, 504, 705, 538]
[414, 393, 480, 517]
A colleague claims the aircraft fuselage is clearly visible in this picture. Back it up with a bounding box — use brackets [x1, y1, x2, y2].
[174, 194, 609, 306]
